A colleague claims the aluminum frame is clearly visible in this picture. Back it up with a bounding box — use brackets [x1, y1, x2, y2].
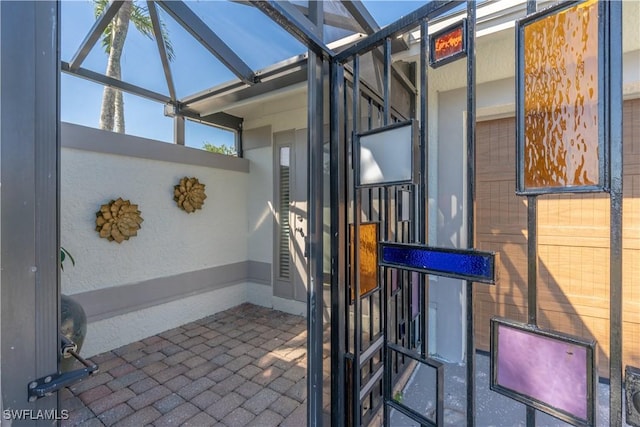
[1, 0, 60, 413]
[147, 1, 177, 101]
[157, 0, 257, 85]
[249, 0, 334, 59]
[515, 0, 609, 195]
[334, 0, 463, 64]
[429, 18, 468, 68]
[490, 317, 598, 427]
[68, 0, 123, 71]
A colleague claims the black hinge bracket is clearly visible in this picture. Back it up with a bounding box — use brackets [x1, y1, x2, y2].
[27, 333, 99, 402]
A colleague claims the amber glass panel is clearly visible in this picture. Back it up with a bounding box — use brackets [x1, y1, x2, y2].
[350, 223, 379, 302]
[523, 0, 599, 189]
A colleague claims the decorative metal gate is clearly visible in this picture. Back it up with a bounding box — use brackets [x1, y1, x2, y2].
[329, 2, 486, 425]
[328, 1, 630, 426]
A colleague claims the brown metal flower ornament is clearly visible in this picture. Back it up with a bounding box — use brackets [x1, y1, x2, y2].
[95, 198, 143, 243]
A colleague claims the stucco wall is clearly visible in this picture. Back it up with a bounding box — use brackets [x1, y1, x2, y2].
[60, 123, 270, 356]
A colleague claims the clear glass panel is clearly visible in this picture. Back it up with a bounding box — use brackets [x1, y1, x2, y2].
[360, 1, 423, 27]
[62, 1, 171, 96]
[119, 94, 174, 142]
[523, 0, 599, 189]
[61, 1, 100, 63]
[323, 0, 363, 44]
[389, 349, 439, 425]
[185, 120, 236, 153]
[61, 73, 103, 129]
[61, 74, 174, 143]
[188, 1, 306, 72]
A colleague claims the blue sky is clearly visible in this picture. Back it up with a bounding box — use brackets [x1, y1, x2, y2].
[61, 1, 423, 150]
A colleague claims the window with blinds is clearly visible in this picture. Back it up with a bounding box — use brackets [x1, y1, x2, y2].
[278, 146, 291, 280]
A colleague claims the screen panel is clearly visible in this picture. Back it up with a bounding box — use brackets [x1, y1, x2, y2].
[490, 318, 597, 426]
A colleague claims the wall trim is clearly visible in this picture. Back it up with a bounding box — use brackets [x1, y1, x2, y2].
[71, 261, 271, 322]
[61, 122, 250, 173]
[248, 260, 272, 285]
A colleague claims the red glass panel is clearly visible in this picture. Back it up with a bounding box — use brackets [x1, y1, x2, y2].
[434, 26, 464, 62]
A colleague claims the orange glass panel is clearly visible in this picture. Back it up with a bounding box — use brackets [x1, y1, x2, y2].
[434, 26, 464, 62]
[350, 223, 379, 301]
[523, 0, 599, 189]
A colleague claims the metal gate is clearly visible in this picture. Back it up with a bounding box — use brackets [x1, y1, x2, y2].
[328, 1, 629, 426]
[330, 2, 481, 425]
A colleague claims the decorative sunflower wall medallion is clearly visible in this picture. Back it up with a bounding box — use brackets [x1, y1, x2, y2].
[174, 177, 207, 213]
[95, 198, 143, 243]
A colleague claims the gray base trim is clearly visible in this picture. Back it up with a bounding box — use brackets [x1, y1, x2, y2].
[61, 122, 250, 172]
[71, 261, 271, 322]
[248, 260, 272, 285]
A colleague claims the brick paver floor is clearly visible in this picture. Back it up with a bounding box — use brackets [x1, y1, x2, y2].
[61, 303, 314, 427]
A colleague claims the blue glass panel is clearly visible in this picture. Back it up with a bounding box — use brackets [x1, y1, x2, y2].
[380, 244, 495, 284]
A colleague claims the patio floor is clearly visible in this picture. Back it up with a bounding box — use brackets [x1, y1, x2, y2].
[61, 303, 320, 427]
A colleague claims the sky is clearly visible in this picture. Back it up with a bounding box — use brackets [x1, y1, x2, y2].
[60, 1, 425, 150]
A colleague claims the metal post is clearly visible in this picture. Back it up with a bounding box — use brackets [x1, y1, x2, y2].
[307, 51, 325, 427]
[352, 55, 363, 427]
[174, 115, 185, 146]
[419, 18, 429, 360]
[1, 0, 60, 415]
[383, 38, 391, 126]
[608, 1, 623, 425]
[383, 38, 392, 426]
[526, 196, 538, 427]
[524, 3, 537, 426]
[465, 2, 476, 426]
[330, 60, 347, 427]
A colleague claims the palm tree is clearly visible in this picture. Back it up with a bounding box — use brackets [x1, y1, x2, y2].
[94, 0, 174, 133]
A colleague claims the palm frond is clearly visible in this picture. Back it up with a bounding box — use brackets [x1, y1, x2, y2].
[130, 3, 154, 39]
[131, 3, 175, 62]
[160, 20, 176, 62]
[93, 0, 174, 59]
[93, 0, 113, 54]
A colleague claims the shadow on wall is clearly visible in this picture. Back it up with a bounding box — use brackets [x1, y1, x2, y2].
[474, 99, 640, 378]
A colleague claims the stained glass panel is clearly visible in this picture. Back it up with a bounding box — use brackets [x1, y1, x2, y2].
[520, 0, 601, 192]
[350, 223, 379, 302]
[491, 319, 597, 425]
[379, 243, 495, 284]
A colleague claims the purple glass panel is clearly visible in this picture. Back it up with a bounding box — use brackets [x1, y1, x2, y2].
[497, 324, 588, 420]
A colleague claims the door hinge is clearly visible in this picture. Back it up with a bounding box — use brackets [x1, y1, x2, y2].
[27, 333, 99, 402]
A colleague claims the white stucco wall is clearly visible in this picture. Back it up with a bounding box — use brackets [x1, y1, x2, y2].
[60, 123, 257, 356]
[245, 146, 274, 264]
[61, 147, 249, 293]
